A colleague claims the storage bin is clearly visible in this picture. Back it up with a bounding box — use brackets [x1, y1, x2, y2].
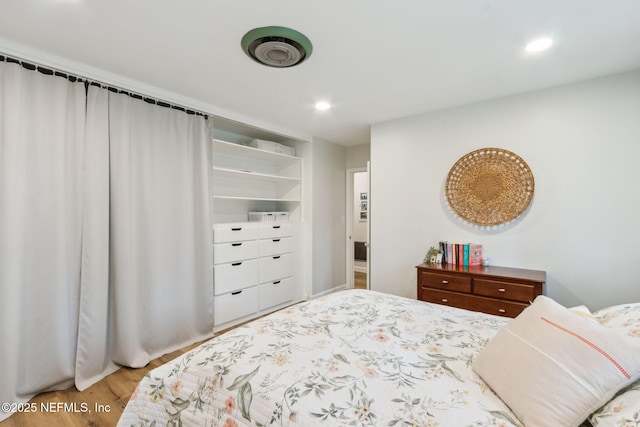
[249, 139, 296, 156]
[248, 211, 290, 222]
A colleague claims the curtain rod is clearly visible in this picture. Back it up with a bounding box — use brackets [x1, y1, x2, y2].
[0, 53, 208, 119]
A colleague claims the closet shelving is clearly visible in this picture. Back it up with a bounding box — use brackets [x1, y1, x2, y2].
[211, 138, 303, 223]
[209, 118, 309, 331]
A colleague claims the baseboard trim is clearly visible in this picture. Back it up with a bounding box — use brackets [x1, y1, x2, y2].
[310, 284, 347, 299]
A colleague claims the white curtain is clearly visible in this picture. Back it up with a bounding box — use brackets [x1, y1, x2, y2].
[1, 64, 213, 421]
[75, 85, 116, 389]
[0, 62, 87, 419]
[76, 87, 213, 376]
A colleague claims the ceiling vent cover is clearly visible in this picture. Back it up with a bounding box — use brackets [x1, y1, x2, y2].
[241, 26, 312, 68]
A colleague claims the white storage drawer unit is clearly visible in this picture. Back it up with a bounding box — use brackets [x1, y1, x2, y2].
[212, 220, 297, 329]
[214, 259, 259, 295]
[259, 253, 293, 283]
[259, 223, 292, 239]
[210, 126, 306, 330]
[259, 277, 293, 310]
[259, 237, 293, 257]
[213, 240, 258, 264]
[213, 223, 258, 244]
[214, 286, 259, 325]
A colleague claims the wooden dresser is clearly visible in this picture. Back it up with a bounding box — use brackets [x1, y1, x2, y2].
[416, 263, 546, 318]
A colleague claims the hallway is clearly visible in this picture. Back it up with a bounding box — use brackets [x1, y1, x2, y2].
[354, 271, 367, 289]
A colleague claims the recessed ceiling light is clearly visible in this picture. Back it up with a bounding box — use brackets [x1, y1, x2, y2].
[315, 101, 331, 111]
[525, 38, 554, 53]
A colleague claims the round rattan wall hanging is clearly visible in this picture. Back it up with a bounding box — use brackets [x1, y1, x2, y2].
[445, 148, 534, 226]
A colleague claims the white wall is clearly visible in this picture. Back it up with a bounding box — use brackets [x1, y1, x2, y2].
[311, 138, 347, 296]
[346, 143, 370, 169]
[371, 70, 640, 310]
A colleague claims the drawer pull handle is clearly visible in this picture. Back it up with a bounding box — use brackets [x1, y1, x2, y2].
[498, 309, 506, 313]
[273, 225, 281, 229]
[273, 280, 281, 285]
[273, 239, 281, 242]
[231, 262, 242, 266]
[231, 243, 242, 247]
[498, 288, 506, 293]
[231, 228, 242, 231]
[441, 280, 449, 284]
[273, 256, 281, 260]
[231, 290, 242, 295]
[441, 299, 449, 303]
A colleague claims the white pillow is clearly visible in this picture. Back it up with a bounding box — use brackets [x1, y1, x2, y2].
[473, 295, 640, 427]
[568, 304, 598, 322]
[594, 302, 640, 332]
[589, 303, 640, 427]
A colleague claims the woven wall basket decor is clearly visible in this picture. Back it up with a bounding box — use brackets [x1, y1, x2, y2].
[445, 148, 534, 226]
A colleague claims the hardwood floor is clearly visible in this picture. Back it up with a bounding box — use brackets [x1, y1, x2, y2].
[354, 271, 367, 289]
[1, 338, 210, 427]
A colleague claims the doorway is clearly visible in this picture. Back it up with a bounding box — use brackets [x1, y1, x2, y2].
[346, 167, 369, 290]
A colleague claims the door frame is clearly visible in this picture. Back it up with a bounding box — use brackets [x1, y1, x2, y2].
[346, 166, 369, 289]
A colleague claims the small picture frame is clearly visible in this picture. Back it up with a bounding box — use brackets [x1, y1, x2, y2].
[360, 192, 368, 200]
[360, 201, 368, 211]
[360, 211, 367, 220]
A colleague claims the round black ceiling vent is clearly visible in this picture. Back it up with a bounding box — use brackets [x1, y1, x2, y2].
[241, 26, 312, 68]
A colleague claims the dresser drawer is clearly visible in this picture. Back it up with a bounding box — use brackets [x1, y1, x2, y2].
[419, 289, 528, 318]
[214, 286, 259, 325]
[214, 259, 258, 295]
[259, 223, 293, 239]
[465, 295, 529, 318]
[259, 277, 293, 310]
[420, 288, 474, 310]
[473, 279, 536, 303]
[213, 223, 258, 243]
[419, 271, 471, 293]
[259, 237, 293, 257]
[259, 253, 293, 283]
[213, 240, 258, 264]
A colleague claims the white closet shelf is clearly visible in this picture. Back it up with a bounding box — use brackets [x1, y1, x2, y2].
[212, 167, 302, 183]
[212, 196, 302, 202]
[212, 139, 301, 163]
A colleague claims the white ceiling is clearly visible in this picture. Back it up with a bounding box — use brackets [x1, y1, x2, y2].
[1, 0, 639, 146]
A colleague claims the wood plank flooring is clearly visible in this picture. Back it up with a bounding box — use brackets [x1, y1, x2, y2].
[354, 271, 367, 289]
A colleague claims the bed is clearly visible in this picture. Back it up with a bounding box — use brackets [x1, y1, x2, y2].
[117, 289, 640, 427]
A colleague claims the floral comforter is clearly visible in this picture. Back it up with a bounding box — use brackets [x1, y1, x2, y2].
[117, 289, 521, 427]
